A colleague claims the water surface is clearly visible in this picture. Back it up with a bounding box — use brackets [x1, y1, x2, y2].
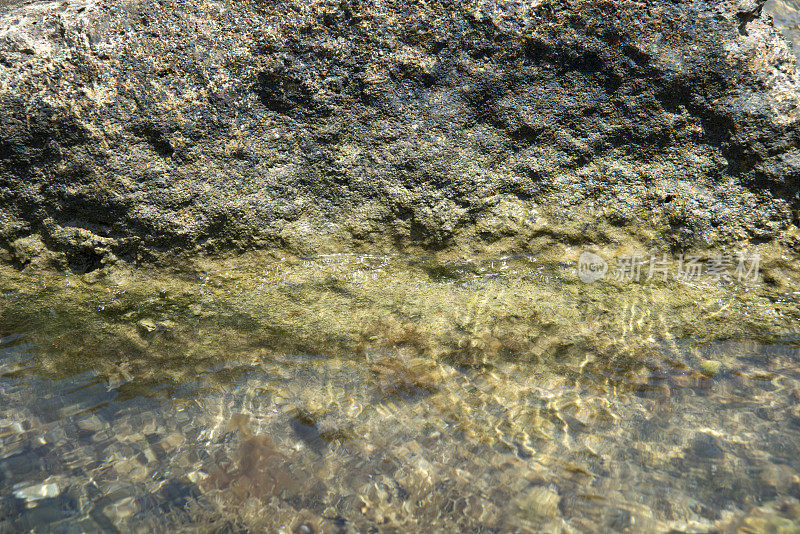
[1, 255, 799, 532]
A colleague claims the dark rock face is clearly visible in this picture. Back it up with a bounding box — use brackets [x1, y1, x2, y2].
[0, 0, 799, 269]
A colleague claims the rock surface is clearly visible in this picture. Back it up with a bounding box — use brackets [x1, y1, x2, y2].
[1, 0, 800, 269]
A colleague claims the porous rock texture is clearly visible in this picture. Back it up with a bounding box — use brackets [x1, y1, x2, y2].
[0, 0, 799, 270]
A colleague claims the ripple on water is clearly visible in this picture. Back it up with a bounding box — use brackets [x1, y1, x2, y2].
[0, 256, 798, 531]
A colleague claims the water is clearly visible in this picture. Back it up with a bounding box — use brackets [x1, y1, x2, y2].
[767, 0, 800, 64]
[1, 255, 799, 532]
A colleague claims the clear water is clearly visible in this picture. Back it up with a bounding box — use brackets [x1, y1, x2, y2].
[1, 255, 799, 532]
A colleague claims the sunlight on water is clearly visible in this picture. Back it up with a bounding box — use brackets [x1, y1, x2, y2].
[0, 255, 799, 532]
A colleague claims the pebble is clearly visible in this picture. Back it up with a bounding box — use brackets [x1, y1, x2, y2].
[137, 319, 157, 334]
[13, 481, 61, 502]
[698, 359, 722, 377]
[513, 486, 561, 519]
[689, 432, 724, 459]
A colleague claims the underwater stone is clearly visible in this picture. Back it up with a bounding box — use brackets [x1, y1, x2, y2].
[689, 433, 725, 459]
[512, 485, 561, 520]
[12, 481, 61, 502]
[137, 319, 158, 335]
[699, 359, 724, 377]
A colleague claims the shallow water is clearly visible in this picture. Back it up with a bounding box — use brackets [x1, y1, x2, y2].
[1, 254, 800, 532]
[767, 0, 800, 63]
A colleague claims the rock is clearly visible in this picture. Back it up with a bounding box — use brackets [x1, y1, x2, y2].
[12, 480, 61, 502]
[512, 485, 561, 520]
[1, 0, 800, 269]
[137, 319, 157, 335]
[689, 432, 725, 459]
[727, 497, 800, 533]
[204, 433, 299, 503]
[699, 359, 723, 377]
[103, 496, 137, 522]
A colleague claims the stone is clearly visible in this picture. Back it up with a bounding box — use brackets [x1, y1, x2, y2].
[12, 480, 61, 502]
[689, 432, 725, 459]
[512, 485, 561, 520]
[137, 319, 157, 334]
[0, 0, 799, 269]
[699, 359, 723, 377]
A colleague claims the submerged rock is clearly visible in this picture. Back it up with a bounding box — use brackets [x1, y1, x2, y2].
[12, 480, 61, 502]
[0, 0, 799, 269]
